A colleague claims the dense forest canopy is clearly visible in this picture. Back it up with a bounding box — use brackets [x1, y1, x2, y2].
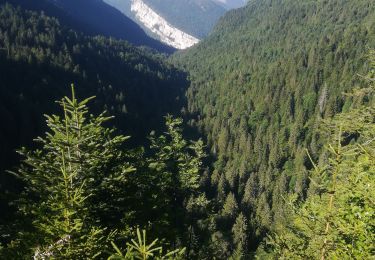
[172, 0, 375, 257]
[0, 0, 374, 258]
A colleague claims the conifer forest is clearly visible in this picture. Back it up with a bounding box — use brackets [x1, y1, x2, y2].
[0, 0, 374, 259]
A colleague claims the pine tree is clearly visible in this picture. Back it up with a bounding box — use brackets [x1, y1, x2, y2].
[222, 192, 239, 220]
[147, 115, 206, 243]
[6, 85, 134, 258]
[108, 228, 186, 260]
[232, 213, 248, 258]
[149, 116, 204, 192]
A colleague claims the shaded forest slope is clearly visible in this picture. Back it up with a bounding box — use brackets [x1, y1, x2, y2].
[0, 3, 188, 190]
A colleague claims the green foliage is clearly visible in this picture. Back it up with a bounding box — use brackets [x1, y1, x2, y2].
[172, 0, 375, 255]
[0, 2, 187, 181]
[146, 115, 207, 243]
[1, 0, 374, 258]
[232, 213, 249, 258]
[266, 55, 375, 259]
[4, 85, 132, 258]
[0, 4, 188, 239]
[0, 83, 206, 258]
[109, 228, 186, 260]
[222, 192, 239, 219]
[149, 116, 205, 192]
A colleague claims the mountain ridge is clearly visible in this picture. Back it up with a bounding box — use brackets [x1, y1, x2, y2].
[104, 0, 226, 47]
[4, 0, 175, 52]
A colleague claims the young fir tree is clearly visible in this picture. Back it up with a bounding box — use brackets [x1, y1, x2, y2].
[231, 212, 249, 259]
[147, 115, 206, 246]
[222, 192, 239, 220]
[265, 53, 375, 259]
[5, 86, 135, 258]
[108, 228, 185, 260]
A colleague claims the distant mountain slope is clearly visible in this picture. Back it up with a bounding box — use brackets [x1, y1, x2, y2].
[104, 0, 225, 47]
[213, 0, 247, 9]
[130, 0, 200, 49]
[3, 0, 174, 53]
[173, 0, 375, 257]
[142, 0, 226, 38]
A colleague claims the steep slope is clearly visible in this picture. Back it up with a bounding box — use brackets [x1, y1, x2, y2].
[0, 3, 188, 196]
[104, 0, 225, 47]
[130, 0, 200, 49]
[173, 0, 375, 257]
[4, 0, 174, 53]
[141, 0, 226, 38]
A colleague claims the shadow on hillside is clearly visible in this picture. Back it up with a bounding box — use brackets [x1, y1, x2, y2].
[0, 53, 190, 225]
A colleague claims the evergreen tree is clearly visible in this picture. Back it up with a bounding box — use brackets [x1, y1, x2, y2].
[232, 213, 249, 258]
[3, 86, 135, 258]
[108, 228, 186, 260]
[0, 86, 208, 258]
[147, 115, 206, 242]
[222, 192, 239, 220]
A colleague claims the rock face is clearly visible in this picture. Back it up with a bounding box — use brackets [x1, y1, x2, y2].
[141, 0, 226, 39]
[130, 0, 199, 49]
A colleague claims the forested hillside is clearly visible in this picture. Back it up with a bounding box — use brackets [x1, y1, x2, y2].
[0, 0, 374, 258]
[0, 3, 212, 258]
[0, 2, 188, 220]
[173, 0, 375, 257]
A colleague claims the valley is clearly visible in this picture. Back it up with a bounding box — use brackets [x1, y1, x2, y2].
[0, 0, 374, 259]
